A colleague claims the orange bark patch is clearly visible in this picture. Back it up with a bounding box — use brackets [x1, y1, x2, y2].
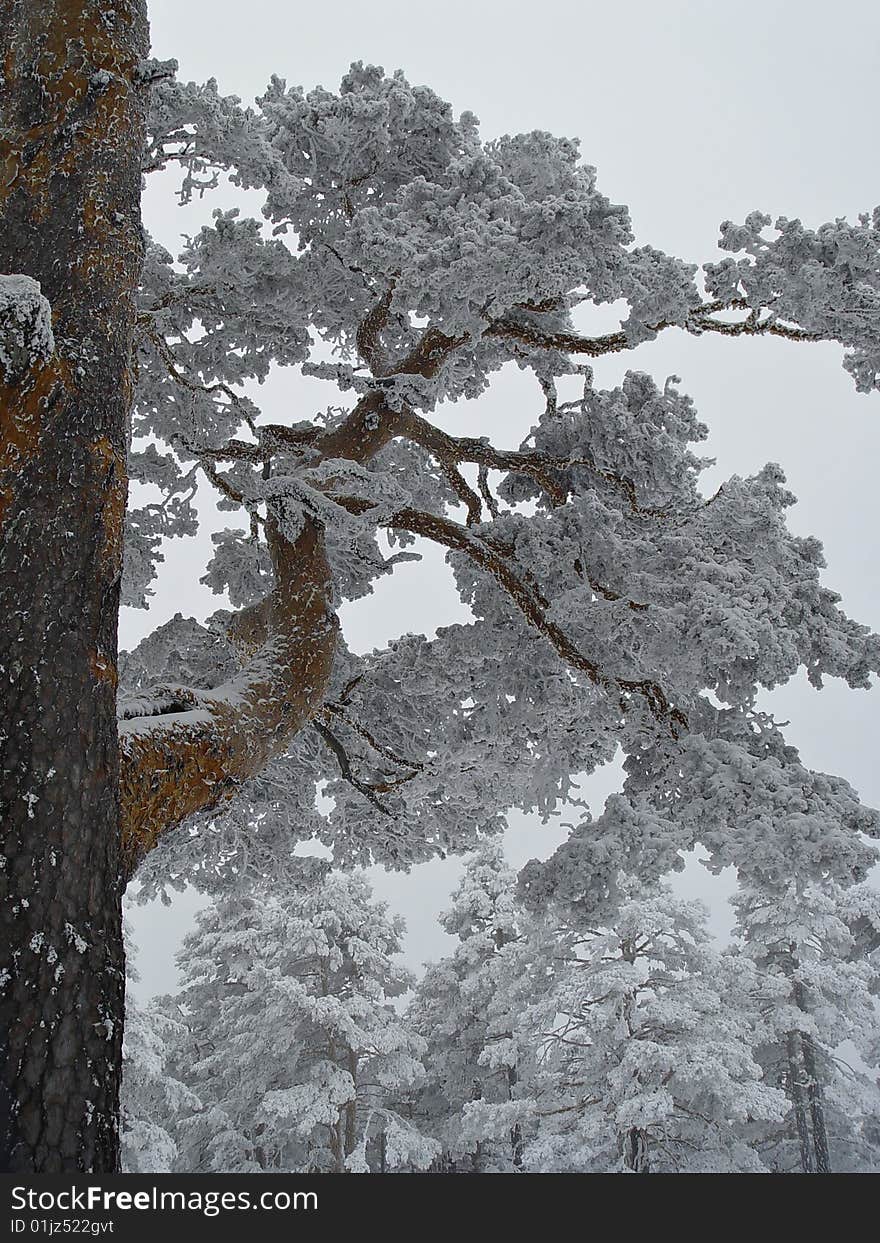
[0, 361, 67, 524]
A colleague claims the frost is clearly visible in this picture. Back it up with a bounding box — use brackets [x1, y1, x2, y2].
[122, 870, 437, 1172]
[64, 923, 89, 954]
[99, 61, 880, 1173]
[0, 274, 54, 382]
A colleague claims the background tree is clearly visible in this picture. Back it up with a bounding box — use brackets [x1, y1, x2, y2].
[139, 863, 436, 1173]
[731, 877, 880, 1173]
[408, 843, 547, 1171]
[3, 2, 880, 1172]
[463, 877, 787, 1173]
[119, 942, 197, 1173]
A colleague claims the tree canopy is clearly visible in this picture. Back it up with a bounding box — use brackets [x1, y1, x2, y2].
[123, 61, 880, 912]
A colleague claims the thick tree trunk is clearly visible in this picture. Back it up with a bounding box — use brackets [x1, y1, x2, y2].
[0, 0, 149, 1171]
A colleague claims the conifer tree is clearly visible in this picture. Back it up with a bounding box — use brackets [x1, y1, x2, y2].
[155, 865, 436, 1173]
[470, 878, 788, 1173]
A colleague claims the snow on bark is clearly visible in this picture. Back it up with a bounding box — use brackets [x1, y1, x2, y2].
[0, 275, 54, 383]
[1, 0, 149, 1174]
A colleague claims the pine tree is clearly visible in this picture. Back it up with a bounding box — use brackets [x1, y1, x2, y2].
[3, 6, 880, 1168]
[731, 878, 880, 1173]
[495, 878, 787, 1173]
[409, 843, 551, 1171]
[157, 865, 436, 1173]
[120, 986, 197, 1173]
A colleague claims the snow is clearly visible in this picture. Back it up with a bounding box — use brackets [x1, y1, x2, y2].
[0, 273, 54, 381]
[112, 53, 880, 1173]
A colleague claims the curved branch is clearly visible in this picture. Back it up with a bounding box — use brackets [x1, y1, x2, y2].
[118, 516, 338, 877]
[335, 496, 687, 734]
[321, 700, 425, 773]
[394, 405, 568, 506]
[312, 718, 392, 816]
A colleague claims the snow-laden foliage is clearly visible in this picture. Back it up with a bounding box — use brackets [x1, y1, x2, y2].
[408, 843, 549, 1171]
[136, 864, 437, 1172]
[122, 64, 880, 1043]
[420, 859, 788, 1174]
[705, 209, 880, 393]
[120, 945, 199, 1174]
[730, 876, 880, 1173]
[504, 879, 788, 1173]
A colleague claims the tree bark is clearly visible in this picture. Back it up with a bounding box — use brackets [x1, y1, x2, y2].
[786, 1031, 814, 1174]
[507, 1065, 523, 1170]
[800, 1032, 831, 1174]
[118, 515, 337, 876]
[624, 1127, 650, 1173]
[344, 1049, 358, 1164]
[793, 979, 831, 1174]
[0, 0, 149, 1172]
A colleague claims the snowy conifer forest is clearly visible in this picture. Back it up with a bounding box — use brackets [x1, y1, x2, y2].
[2, 1, 880, 1176]
[122, 849, 880, 1173]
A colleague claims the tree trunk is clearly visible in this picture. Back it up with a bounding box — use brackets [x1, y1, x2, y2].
[0, 0, 149, 1171]
[471, 1078, 484, 1173]
[791, 977, 831, 1173]
[344, 1049, 358, 1162]
[801, 1032, 831, 1173]
[507, 1063, 523, 1170]
[624, 1127, 650, 1173]
[786, 1031, 814, 1174]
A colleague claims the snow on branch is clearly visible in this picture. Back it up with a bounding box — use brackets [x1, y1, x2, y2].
[334, 494, 687, 734]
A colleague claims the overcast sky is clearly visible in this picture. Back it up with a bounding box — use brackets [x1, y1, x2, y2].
[126, 0, 880, 997]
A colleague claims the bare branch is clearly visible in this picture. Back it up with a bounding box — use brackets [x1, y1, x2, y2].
[312, 718, 393, 815]
[322, 700, 425, 773]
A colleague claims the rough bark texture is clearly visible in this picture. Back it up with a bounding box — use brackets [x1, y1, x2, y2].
[0, 0, 149, 1172]
[119, 517, 338, 877]
[115, 391, 407, 871]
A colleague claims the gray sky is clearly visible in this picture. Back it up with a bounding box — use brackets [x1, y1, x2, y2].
[126, 0, 880, 997]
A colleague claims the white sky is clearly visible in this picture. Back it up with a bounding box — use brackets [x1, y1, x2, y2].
[126, 0, 880, 997]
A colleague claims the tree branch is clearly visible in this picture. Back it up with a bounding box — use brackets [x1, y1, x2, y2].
[119, 515, 338, 877]
[312, 718, 393, 816]
[485, 297, 822, 356]
[334, 496, 687, 734]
